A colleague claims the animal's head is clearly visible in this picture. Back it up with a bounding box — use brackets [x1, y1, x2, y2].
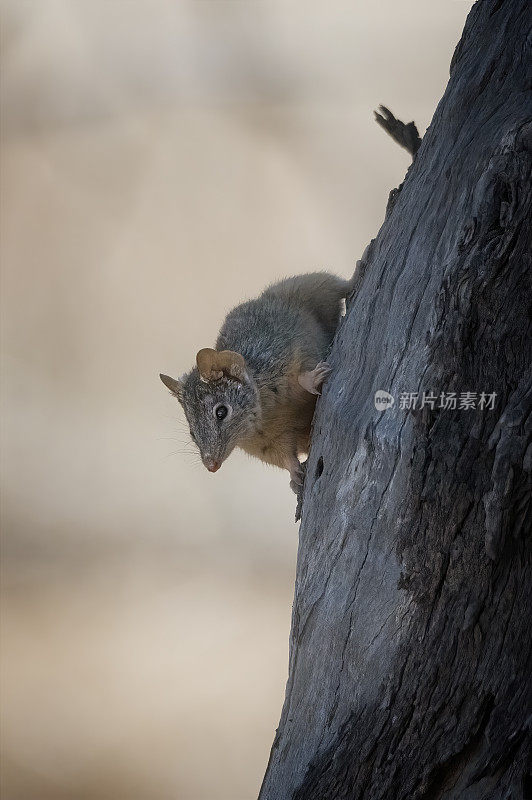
[160, 348, 260, 473]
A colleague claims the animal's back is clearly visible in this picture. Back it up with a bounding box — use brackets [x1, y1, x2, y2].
[262, 271, 352, 341]
[216, 271, 352, 383]
[216, 293, 324, 382]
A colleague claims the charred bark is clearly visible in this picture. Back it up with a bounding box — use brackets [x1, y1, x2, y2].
[260, 2, 532, 799]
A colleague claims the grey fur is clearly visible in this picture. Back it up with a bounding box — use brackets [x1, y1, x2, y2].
[161, 271, 354, 476]
[175, 367, 259, 468]
[216, 272, 353, 391]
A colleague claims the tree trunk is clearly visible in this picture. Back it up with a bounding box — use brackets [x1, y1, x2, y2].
[259, 2, 532, 799]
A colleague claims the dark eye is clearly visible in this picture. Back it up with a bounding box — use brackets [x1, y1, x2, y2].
[215, 404, 228, 420]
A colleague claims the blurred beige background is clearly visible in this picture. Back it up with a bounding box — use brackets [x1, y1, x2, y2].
[1, 2, 472, 798]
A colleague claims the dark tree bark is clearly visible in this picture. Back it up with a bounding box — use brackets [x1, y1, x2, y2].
[260, 2, 532, 799]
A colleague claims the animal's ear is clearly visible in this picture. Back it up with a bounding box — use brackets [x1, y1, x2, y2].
[196, 348, 248, 383]
[160, 373, 184, 401]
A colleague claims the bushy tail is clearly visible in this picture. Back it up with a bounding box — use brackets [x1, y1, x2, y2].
[344, 108, 421, 308]
[374, 104, 422, 160]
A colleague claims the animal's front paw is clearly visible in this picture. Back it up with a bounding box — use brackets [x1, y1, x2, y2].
[314, 361, 332, 389]
[298, 362, 332, 396]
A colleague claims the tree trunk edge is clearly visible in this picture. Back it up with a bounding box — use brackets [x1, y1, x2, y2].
[260, 2, 532, 799]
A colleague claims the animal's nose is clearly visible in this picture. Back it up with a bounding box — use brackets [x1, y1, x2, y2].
[205, 459, 221, 473]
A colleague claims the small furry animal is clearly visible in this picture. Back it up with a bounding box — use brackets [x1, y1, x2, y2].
[160, 271, 354, 491]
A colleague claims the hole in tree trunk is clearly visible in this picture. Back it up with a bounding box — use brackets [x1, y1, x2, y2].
[315, 456, 324, 480]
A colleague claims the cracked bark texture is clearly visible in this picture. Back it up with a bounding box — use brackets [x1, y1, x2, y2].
[259, 2, 532, 799]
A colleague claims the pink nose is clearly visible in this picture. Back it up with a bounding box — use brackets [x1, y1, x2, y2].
[205, 460, 221, 473]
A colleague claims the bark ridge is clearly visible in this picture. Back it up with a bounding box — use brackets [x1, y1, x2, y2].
[260, 2, 532, 798]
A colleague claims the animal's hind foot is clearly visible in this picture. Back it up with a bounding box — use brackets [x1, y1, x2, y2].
[289, 461, 305, 493]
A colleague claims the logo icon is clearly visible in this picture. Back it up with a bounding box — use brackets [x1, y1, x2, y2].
[374, 390, 395, 411]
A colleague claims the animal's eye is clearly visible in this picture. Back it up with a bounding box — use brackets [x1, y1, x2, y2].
[214, 404, 228, 421]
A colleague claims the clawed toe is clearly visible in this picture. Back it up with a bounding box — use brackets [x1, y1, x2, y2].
[314, 362, 332, 381]
[298, 361, 332, 396]
[289, 463, 305, 494]
[290, 469, 304, 486]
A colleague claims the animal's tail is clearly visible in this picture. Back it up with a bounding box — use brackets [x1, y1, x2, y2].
[374, 105, 421, 160]
[344, 108, 420, 307]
